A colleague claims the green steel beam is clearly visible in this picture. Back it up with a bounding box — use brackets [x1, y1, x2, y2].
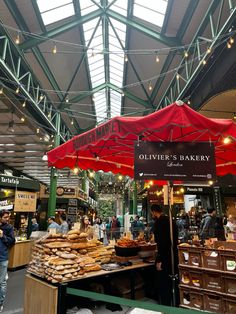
[121, 0, 134, 116]
[151, 0, 200, 102]
[106, 9, 181, 47]
[158, 0, 235, 109]
[161, 0, 174, 35]
[31, 0, 46, 32]
[107, 82, 152, 109]
[102, 0, 111, 119]
[20, 9, 103, 51]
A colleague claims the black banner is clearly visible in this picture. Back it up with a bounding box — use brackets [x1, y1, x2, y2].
[0, 174, 40, 191]
[134, 142, 216, 181]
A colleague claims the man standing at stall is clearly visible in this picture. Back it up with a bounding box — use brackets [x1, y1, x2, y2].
[150, 204, 178, 306]
[0, 211, 15, 312]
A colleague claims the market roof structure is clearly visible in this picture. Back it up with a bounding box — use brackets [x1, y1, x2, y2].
[0, 0, 236, 185]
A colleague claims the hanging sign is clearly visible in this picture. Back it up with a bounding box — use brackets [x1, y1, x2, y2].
[134, 142, 216, 181]
[14, 191, 37, 212]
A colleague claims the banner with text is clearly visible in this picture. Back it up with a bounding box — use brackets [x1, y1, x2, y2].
[134, 142, 216, 181]
[14, 191, 37, 212]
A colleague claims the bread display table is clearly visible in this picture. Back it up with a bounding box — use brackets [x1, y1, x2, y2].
[24, 262, 154, 314]
[8, 240, 33, 270]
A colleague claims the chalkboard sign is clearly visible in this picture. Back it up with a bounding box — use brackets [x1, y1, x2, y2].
[68, 199, 78, 206]
[66, 214, 77, 223]
[68, 207, 77, 214]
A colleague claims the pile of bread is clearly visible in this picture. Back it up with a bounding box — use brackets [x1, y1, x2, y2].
[28, 229, 114, 283]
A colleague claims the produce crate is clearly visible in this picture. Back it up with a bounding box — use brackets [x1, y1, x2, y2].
[223, 296, 236, 314]
[202, 248, 221, 270]
[179, 287, 204, 310]
[179, 267, 203, 288]
[204, 292, 223, 313]
[203, 270, 223, 292]
[223, 273, 236, 295]
[221, 250, 236, 273]
[178, 246, 202, 267]
[179, 268, 191, 286]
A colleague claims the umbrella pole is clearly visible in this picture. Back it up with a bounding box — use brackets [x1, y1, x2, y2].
[168, 181, 177, 307]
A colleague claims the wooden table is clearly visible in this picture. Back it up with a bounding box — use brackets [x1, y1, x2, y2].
[8, 240, 33, 270]
[24, 262, 155, 314]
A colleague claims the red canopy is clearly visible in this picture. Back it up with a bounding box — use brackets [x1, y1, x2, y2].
[47, 101, 236, 177]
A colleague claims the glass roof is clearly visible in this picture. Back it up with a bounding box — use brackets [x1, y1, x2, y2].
[37, 0, 75, 26]
[36, 0, 168, 124]
[133, 0, 168, 27]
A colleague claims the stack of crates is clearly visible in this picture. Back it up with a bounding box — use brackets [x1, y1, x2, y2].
[178, 241, 236, 313]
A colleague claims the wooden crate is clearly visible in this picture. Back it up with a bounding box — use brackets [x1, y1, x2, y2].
[204, 292, 223, 313]
[203, 270, 223, 293]
[24, 274, 58, 314]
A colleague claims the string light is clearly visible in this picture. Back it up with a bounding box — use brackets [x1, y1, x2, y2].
[229, 37, 234, 44]
[187, 100, 191, 105]
[0, 88, 3, 94]
[52, 44, 57, 54]
[227, 42, 232, 49]
[39, 94, 44, 100]
[21, 117, 25, 122]
[36, 128, 40, 134]
[207, 47, 211, 54]
[148, 81, 153, 91]
[202, 59, 207, 65]
[155, 54, 160, 63]
[223, 137, 231, 144]
[65, 97, 69, 103]
[208, 180, 214, 186]
[176, 73, 180, 80]
[184, 51, 188, 58]
[121, 91, 125, 96]
[16, 86, 20, 93]
[124, 54, 128, 62]
[15, 33, 20, 45]
[71, 119, 74, 125]
[22, 100, 26, 107]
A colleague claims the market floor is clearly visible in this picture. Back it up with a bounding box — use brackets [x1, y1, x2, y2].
[3, 268, 25, 314]
[3, 269, 160, 314]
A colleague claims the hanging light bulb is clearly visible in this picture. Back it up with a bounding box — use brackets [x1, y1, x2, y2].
[176, 73, 180, 80]
[36, 128, 40, 134]
[155, 54, 160, 62]
[230, 37, 234, 44]
[148, 81, 153, 91]
[15, 33, 20, 45]
[42, 153, 48, 161]
[223, 137, 231, 144]
[184, 51, 188, 58]
[52, 44, 57, 54]
[22, 100, 26, 108]
[66, 97, 69, 103]
[40, 94, 44, 101]
[124, 54, 128, 62]
[21, 117, 25, 122]
[208, 180, 214, 186]
[16, 86, 20, 93]
[0, 87, 3, 94]
[187, 100, 191, 105]
[118, 174, 123, 180]
[202, 59, 207, 65]
[121, 90, 125, 97]
[227, 42, 232, 49]
[71, 119, 74, 125]
[207, 47, 211, 54]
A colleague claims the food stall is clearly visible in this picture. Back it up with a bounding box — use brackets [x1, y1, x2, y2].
[0, 174, 39, 269]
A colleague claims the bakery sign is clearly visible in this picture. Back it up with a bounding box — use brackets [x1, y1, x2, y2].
[134, 142, 216, 181]
[14, 191, 37, 212]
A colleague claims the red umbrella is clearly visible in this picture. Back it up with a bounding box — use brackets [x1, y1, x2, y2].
[47, 101, 236, 177]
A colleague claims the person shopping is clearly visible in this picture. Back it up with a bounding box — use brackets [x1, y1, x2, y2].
[0, 211, 15, 313]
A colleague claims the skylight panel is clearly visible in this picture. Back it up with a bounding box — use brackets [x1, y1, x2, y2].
[111, 0, 128, 16]
[80, 0, 98, 16]
[133, 0, 168, 28]
[110, 91, 121, 118]
[37, 0, 74, 26]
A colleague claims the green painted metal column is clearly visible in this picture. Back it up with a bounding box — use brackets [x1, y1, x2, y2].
[48, 112, 61, 218]
[132, 180, 137, 215]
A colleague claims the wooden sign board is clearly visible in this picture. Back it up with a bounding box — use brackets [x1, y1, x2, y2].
[14, 191, 37, 212]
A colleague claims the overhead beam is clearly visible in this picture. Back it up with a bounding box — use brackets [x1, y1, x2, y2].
[106, 9, 181, 47]
[19, 9, 103, 50]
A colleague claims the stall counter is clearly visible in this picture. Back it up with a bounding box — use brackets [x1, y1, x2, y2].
[8, 240, 33, 270]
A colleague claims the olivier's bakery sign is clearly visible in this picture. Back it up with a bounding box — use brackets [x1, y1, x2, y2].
[134, 142, 216, 181]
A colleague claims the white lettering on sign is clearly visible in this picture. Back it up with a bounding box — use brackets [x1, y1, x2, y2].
[1, 177, 20, 185]
[138, 154, 210, 162]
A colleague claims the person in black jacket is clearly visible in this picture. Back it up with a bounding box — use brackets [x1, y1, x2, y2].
[150, 204, 178, 306]
[199, 207, 217, 241]
[0, 211, 15, 312]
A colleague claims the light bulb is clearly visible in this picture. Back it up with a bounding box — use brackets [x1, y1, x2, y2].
[184, 51, 188, 58]
[155, 55, 160, 62]
[71, 119, 74, 125]
[202, 59, 207, 65]
[223, 137, 231, 144]
[36, 128, 40, 134]
[73, 167, 79, 175]
[66, 97, 69, 103]
[0, 88, 3, 94]
[148, 82, 153, 91]
[187, 100, 191, 105]
[227, 42, 232, 49]
[16, 87, 20, 93]
[15, 34, 20, 45]
[124, 54, 128, 62]
[207, 47, 211, 54]
[21, 117, 25, 122]
[230, 37, 234, 44]
[52, 45, 57, 54]
[176, 74, 180, 80]
[22, 101, 26, 107]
